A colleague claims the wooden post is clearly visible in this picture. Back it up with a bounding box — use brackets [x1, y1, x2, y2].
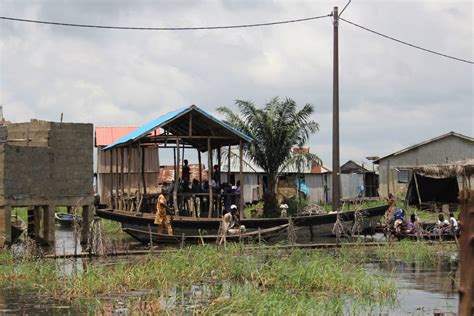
[27, 206, 35, 239]
[137, 145, 142, 203]
[157, 145, 161, 190]
[141, 146, 147, 195]
[386, 160, 390, 197]
[198, 149, 202, 185]
[413, 173, 422, 208]
[43, 204, 55, 246]
[331, 6, 340, 213]
[34, 206, 41, 241]
[217, 146, 222, 215]
[127, 146, 132, 210]
[115, 148, 120, 210]
[217, 147, 222, 183]
[109, 150, 114, 208]
[120, 148, 125, 210]
[239, 140, 244, 220]
[174, 137, 180, 212]
[0, 204, 12, 248]
[208, 138, 213, 218]
[227, 145, 231, 183]
[80, 205, 93, 245]
[458, 188, 474, 316]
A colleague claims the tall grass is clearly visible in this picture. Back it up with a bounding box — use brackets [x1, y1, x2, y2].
[1, 241, 456, 314]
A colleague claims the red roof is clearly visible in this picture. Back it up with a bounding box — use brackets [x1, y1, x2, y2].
[95, 127, 160, 147]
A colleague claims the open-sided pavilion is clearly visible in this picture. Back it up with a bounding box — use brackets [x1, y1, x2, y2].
[104, 104, 253, 218]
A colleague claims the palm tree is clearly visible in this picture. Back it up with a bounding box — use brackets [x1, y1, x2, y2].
[217, 97, 319, 217]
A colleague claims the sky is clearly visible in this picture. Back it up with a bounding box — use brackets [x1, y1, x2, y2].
[0, 0, 472, 168]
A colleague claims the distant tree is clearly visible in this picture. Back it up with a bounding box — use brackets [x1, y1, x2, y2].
[218, 97, 319, 217]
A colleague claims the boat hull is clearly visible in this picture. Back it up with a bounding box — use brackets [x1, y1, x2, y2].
[123, 224, 289, 244]
[97, 205, 388, 242]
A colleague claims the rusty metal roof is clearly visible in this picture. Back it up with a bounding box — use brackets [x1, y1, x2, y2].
[159, 164, 208, 183]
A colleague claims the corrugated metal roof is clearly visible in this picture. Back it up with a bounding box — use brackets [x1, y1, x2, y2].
[95, 126, 160, 146]
[374, 131, 474, 164]
[104, 105, 253, 151]
[95, 127, 137, 147]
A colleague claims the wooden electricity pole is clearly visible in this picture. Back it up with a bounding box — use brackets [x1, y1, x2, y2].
[332, 6, 341, 213]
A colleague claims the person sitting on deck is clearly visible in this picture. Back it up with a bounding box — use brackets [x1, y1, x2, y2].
[406, 214, 417, 234]
[449, 212, 459, 234]
[391, 208, 406, 234]
[223, 205, 245, 234]
[434, 214, 450, 235]
[154, 190, 173, 236]
[280, 203, 289, 218]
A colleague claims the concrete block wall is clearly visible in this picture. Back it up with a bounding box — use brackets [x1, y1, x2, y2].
[2, 144, 53, 198]
[0, 120, 94, 247]
[48, 122, 94, 199]
[0, 121, 94, 204]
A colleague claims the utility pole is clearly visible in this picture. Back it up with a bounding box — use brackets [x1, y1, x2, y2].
[332, 6, 341, 212]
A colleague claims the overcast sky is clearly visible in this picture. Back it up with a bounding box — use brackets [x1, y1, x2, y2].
[0, 0, 472, 167]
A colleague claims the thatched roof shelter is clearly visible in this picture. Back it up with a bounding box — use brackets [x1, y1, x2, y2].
[400, 159, 474, 178]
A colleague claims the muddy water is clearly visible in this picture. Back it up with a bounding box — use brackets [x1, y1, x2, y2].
[1, 229, 460, 315]
[372, 256, 459, 315]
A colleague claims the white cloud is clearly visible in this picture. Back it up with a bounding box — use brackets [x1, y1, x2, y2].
[0, 0, 472, 168]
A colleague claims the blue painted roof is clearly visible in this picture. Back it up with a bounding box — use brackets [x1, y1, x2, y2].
[104, 105, 253, 150]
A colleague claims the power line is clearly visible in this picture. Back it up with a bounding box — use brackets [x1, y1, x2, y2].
[339, 0, 352, 17]
[340, 17, 474, 65]
[0, 14, 331, 31]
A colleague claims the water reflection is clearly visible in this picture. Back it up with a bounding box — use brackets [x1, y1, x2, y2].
[372, 255, 458, 315]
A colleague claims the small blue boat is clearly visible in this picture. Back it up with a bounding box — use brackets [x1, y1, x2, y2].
[55, 213, 82, 228]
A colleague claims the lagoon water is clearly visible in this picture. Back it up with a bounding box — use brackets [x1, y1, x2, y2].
[0, 228, 460, 315]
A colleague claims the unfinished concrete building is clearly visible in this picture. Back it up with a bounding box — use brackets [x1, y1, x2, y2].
[0, 120, 94, 248]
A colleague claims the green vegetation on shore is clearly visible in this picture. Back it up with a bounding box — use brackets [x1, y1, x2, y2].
[0, 241, 456, 314]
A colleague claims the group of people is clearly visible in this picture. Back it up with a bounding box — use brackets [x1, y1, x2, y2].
[160, 160, 241, 218]
[152, 158, 244, 236]
[386, 193, 460, 237]
[153, 189, 245, 238]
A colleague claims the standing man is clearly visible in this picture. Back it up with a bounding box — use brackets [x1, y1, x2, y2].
[155, 190, 173, 235]
[182, 159, 191, 186]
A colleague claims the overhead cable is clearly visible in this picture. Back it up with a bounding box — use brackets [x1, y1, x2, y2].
[340, 17, 474, 65]
[339, 0, 352, 17]
[0, 14, 331, 31]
